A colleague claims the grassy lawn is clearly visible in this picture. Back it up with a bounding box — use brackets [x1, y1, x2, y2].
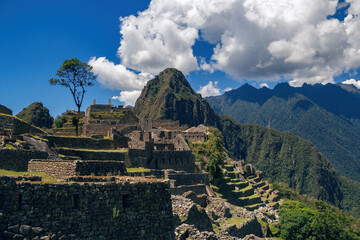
[126, 167, 151, 173]
[0, 169, 57, 182]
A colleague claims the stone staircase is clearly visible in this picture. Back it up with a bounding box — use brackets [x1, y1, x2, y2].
[214, 161, 281, 211]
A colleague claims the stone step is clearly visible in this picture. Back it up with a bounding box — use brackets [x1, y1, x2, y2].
[226, 181, 249, 190]
[263, 188, 273, 198]
[232, 186, 254, 198]
[248, 176, 261, 183]
[223, 177, 231, 182]
[238, 194, 262, 206]
[226, 171, 241, 179]
[260, 184, 270, 191]
[268, 194, 281, 202]
[253, 181, 266, 189]
[245, 203, 266, 211]
[223, 164, 235, 171]
[268, 202, 280, 210]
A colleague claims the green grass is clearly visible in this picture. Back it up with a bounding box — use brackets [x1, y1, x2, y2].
[232, 185, 252, 192]
[0, 169, 57, 182]
[126, 167, 151, 173]
[219, 217, 248, 227]
[269, 223, 280, 236]
[239, 193, 261, 200]
[5, 143, 15, 149]
[227, 180, 248, 185]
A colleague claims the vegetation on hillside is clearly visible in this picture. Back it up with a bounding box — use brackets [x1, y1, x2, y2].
[206, 82, 360, 183]
[340, 176, 360, 218]
[134, 68, 219, 127]
[189, 128, 225, 182]
[274, 183, 360, 239]
[16, 102, 53, 129]
[218, 116, 343, 207]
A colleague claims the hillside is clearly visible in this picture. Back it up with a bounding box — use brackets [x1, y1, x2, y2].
[134, 68, 349, 211]
[134, 68, 219, 127]
[207, 83, 360, 182]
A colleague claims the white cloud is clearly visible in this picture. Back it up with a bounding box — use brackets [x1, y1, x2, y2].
[342, 79, 360, 89]
[224, 87, 233, 92]
[92, 0, 360, 92]
[197, 81, 221, 97]
[112, 90, 142, 106]
[89, 57, 153, 91]
[260, 83, 269, 88]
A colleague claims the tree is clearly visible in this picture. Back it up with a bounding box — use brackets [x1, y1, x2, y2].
[49, 58, 96, 136]
[16, 102, 54, 129]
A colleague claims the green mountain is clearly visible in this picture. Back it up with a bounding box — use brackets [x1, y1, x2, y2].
[134, 68, 219, 127]
[206, 83, 360, 183]
[134, 68, 350, 212]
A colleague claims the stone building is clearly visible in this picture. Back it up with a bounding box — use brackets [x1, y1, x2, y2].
[82, 101, 139, 137]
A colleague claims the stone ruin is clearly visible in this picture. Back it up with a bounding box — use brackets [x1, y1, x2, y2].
[0, 103, 281, 239]
[0, 176, 174, 239]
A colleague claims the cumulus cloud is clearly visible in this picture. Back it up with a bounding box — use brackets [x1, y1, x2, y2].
[92, 0, 360, 94]
[89, 57, 153, 91]
[342, 79, 360, 89]
[89, 57, 153, 106]
[112, 90, 142, 106]
[197, 81, 221, 97]
[260, 83, 269, 88]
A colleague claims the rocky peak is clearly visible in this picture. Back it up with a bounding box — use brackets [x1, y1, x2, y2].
[134, 68, 219, 127]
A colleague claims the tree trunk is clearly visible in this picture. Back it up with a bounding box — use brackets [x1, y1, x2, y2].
[76, 106, 80, 136]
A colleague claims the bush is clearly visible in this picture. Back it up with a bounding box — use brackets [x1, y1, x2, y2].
[280, 201, 360, 240]
[16, 102, 54, 129]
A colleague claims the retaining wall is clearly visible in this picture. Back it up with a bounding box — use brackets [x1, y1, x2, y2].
[28, 160, 126, 180]
[0, 176, 175, 239]
[46, 135, 116, 150]
[0, 149, 48, 171]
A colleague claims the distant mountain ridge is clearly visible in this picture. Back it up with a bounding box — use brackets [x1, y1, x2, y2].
[134, 68, 351, 212]
[207, 82, 360, 183]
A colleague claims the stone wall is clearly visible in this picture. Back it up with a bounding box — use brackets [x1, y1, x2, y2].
[166, 172, 209, 187]
[52, 127, 80, 137]
[0, 114, 46, 135]
[152, 120, 188, 131]
[152, 150, 195, 172]
[0, 105, 12, 115]
[83, 104, 139, 137]
[127, 149, 148, 168]
[182, 132, 207, 142]
[170, 184, 207, 196]
[28, 159, 76, 180]
[28, 160, 127, 180]
[0, 176, 175, 239]
[56, 148, 127, 161]
[76, 160, 126, 176]
[0, 149, 48, 171]
[45, 135, 116, 150]
[127, 145, 196, 172]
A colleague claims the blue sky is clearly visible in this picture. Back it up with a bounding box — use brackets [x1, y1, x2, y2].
[1, 0, 359, 117]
